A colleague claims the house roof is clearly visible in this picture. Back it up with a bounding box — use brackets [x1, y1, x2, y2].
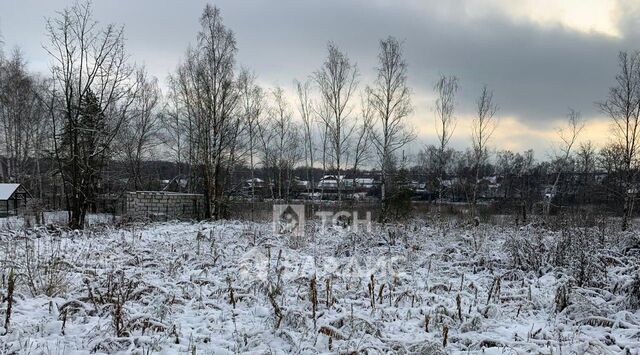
[0, 183, 30, 200]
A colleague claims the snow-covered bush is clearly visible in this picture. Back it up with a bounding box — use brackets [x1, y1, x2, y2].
[503, 226, 548, 272]
[13, 229, 71, 297]
[623, 274, 640, 310]
[553, 226, 606, 287]
[504, 223, 606, 287]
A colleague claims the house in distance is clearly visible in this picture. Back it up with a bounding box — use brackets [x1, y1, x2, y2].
[0, 183, 32, 217]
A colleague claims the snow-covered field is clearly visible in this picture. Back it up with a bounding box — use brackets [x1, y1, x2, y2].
[0, 212, 116, 230]
[0, 219, 639, 354]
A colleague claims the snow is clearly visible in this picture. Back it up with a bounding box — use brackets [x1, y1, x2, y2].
[0, 219, 638, 354]
[0, 212, 116, 230]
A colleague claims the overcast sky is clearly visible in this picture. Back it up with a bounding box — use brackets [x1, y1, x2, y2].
[2, 0, 639, 159]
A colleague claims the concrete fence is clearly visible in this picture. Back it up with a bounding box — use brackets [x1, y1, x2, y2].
[125, 191, 204, 221]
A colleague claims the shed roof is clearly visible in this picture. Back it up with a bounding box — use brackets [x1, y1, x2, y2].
[0, 183, 31, 200]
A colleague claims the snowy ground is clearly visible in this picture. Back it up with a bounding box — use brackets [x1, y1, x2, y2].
[0, 212, 116, 230]
[0, 218, 639, 354]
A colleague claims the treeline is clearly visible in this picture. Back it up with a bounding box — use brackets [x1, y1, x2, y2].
[0, 3, 638, 229]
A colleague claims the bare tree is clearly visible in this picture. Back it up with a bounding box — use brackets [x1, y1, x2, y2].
[173, 5, 239, 219]
[314, 42, 358, 201]
[576, 140, 597, 204]
[221, 86, 249, 203]
[315, 104, 332, 199]
[351, 93, 374, 175]
[269, 86, 301, 201]
[470, 85, 498, 217]
[502, 149, 536, 223]
[296, 79, 316, 196]
[44, 1, 138, 229]
[238, 69, 265, 214]
[544, 109, 584, 216]
[253, 109, 276, 200]
[577, 141, 597, 174]
[434, 74, 459, 203]
[598, 51, 640, 230]
[0, 49, 47, 189]
[120, 69, 161, 190]
[162, 77, 190, 191]
[599, 142, 627, 176]
[368, 36, 414, 220]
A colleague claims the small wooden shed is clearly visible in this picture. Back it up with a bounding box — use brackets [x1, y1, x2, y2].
[0, 183, 32, 216]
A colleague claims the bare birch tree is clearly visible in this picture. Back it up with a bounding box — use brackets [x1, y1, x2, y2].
[544, 109, 584, 216]
[255, 111, 276, 200]
[238, 69, 265, 213]
[368, 37, 414, 220]
[120, 69, 161, 190]
[314, 42, 358, 201]
[173, 5, 239, 219]
[598, 51, 640, 230]
[351, 93, 374, 175]
[315, 104, 332, 199]
[296, 79, 316, 196]
[162, 77, 190, 191]
[434, 75, 459, 202]
[470, 84, 498, 217]
[269, 86, 301, 201]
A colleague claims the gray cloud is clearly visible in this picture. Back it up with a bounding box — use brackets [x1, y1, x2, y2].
[0, 0, 635, 152]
